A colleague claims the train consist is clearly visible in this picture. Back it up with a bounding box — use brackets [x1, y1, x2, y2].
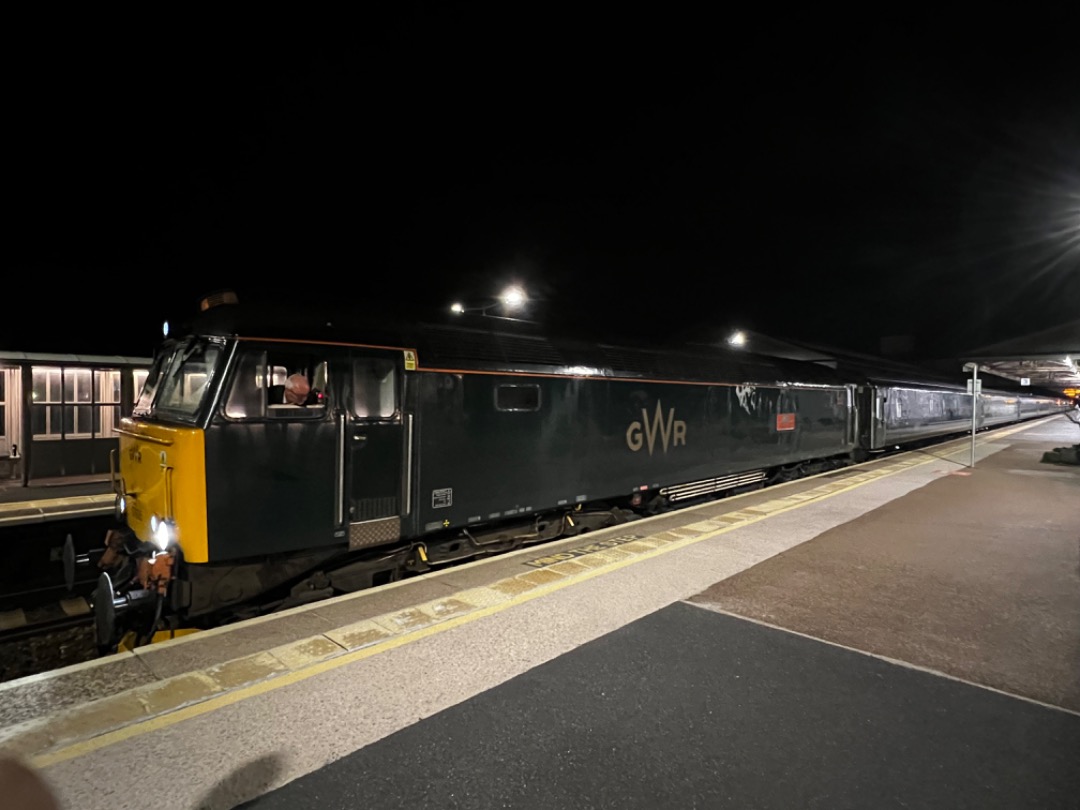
[92, 293, 1072, 650]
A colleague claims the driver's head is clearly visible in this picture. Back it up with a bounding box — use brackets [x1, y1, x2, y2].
[283, 373, 311, 405]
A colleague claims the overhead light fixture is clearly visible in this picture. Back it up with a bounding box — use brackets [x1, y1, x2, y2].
[500, 286, 527, 311]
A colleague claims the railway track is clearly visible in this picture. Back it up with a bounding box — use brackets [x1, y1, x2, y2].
[0, 596, 93, 642]
[0, 599, 97, 684]
[0, 512, 111, 683]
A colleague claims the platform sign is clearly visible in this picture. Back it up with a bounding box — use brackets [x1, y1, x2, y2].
[1020, 377, 1030, 386]
[966, 379, 982, 394]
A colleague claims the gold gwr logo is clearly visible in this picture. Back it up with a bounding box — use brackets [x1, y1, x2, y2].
[626, 401, 687, 455]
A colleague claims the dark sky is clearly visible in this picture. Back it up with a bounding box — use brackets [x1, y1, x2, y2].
[7, 14, 1080, 359]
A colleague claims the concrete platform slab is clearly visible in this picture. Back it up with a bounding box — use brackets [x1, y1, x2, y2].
[690, 417, 1080, 712]
[242, 604, 1080, 810]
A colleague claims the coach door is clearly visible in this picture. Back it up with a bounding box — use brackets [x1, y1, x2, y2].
[343, 351, 406, 549]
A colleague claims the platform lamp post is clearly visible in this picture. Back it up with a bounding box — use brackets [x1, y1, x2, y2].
[449, 285, 529, 321]
[963, 362, 980, 468]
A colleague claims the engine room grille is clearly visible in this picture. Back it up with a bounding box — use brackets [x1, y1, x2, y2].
[353, 496, 399, 522]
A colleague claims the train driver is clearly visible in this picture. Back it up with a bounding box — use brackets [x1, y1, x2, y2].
[283, 373, 318, 405]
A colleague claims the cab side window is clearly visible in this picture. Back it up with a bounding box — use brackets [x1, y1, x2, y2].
[224, 349, 328, 420]
[352, 357, 397, 419]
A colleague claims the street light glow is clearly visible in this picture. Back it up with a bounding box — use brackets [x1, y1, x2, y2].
[500, 286, 526, 310]
[449, 286, 530, 319]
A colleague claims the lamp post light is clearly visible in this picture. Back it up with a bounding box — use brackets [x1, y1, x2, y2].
[450, 285, 530, 321]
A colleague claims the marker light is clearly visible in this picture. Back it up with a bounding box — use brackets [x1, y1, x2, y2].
[114, 494, 126, 522]
[163, 320, 170, 337]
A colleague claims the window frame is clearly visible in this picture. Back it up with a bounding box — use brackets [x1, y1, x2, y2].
[222, 347, 330, 422]
[494, 383, 541, 413]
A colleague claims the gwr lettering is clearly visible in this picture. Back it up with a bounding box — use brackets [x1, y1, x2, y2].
[626, 400, 686, 455]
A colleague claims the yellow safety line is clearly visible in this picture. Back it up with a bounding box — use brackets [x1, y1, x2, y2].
[30, 421, 1042, 768]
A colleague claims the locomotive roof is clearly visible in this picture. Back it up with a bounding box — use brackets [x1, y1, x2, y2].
[172, 293, 1061, 397]
[175, 294, 847, 387]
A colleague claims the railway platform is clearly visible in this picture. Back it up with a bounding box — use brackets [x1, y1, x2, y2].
[0, 477, 112, 520]
[1, 414, 1078, 809]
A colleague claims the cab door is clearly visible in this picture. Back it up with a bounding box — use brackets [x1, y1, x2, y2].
[343, 351, 407, 549]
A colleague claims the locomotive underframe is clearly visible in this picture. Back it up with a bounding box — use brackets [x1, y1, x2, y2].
[93, 460, 817, 650]
[93, 501, 647, 648]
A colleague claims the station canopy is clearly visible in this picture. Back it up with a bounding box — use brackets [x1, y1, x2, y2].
[958, 318, 1080, 398]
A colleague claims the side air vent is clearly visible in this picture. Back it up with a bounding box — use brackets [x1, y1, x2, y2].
[660, 470, 768, 502]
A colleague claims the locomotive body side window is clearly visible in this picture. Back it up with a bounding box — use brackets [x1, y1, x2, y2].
[225, 349, 328, 420]
[224, 351, 267, 419]
[351, 358, 397, 419]
[496, 384, 540, 412]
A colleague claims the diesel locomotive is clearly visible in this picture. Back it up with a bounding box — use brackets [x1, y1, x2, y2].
[92, 293, 1071, 650]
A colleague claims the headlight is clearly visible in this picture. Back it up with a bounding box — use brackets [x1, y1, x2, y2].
[150, 516, 176, 551]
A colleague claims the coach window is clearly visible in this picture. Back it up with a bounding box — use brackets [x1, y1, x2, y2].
[26, 366, 91, 438]
[495, 384, 540, 412]
[351, 357, 397, 419]
[31, 367, 63, 438]
[94, 369, 123, 438]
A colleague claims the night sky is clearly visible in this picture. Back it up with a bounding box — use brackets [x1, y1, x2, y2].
[7, 15, 1080, 360]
